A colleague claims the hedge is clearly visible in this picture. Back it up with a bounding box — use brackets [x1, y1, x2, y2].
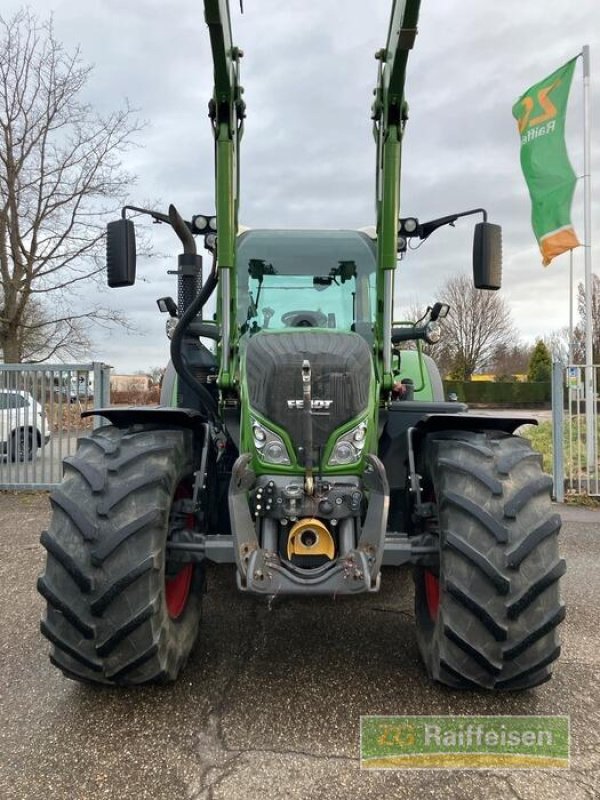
[442, 380, 551, 406]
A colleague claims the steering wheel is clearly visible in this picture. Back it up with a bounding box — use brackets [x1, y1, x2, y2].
[281, 310, 328, 328]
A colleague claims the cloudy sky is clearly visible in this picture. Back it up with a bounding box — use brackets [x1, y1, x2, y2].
[6, 0, 600, 373]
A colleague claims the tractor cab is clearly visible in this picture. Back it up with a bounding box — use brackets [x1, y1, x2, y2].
[234, 229, 377, 341]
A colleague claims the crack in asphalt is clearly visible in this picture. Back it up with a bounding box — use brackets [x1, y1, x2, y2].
[189, 735, 356, 800]
[187, 602, 357, 800]
[187, 603, 261, 800]
[499, 776, 528, 800]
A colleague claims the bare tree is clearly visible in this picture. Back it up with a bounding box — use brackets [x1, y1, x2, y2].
[147, 365, 166, 385]
[543, 327, 570, 366]
[13, 295, 89, 362]
[436, 274, 516, 380]
[0, 9, 141, 362]
[572, 273, 600, 364]
[489, 342, 532, 380]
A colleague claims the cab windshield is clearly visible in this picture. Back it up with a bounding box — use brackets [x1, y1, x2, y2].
[235, 230, 377, 337]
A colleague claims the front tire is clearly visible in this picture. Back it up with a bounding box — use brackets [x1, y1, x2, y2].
[415, 431, 565, 690]
[38, 425, 204, 685]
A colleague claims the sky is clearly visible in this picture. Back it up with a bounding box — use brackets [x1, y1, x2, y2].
[6, 0, 600, 373]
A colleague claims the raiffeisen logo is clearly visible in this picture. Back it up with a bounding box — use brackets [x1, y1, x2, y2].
[423, 721, 553, 749]
[520, 118, 556, 144]
[360, 715, 570, 770]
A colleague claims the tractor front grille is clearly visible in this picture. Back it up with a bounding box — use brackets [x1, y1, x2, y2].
[244, 331, 372, 456]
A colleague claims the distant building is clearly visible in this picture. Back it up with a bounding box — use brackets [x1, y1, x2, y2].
[110, 374, 152, 392]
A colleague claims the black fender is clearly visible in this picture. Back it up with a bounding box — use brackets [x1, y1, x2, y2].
[81, 406, 207, 430]
[380, 402, 536, 488]
[378, 401, 537, 532]
[413, 411, 536, 436]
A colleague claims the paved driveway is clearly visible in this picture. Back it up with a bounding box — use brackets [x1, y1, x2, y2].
[0, 493, 598, 799]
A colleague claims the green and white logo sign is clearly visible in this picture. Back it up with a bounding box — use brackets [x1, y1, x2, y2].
[361, 715, 569, 769]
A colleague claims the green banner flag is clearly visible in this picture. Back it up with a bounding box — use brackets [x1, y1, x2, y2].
[512, 58, 580, 266]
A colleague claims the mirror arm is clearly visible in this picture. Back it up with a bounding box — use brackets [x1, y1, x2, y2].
[120, 204, 196, 255]
[418, 207, 488, 241]
[121, 204, 171, 225]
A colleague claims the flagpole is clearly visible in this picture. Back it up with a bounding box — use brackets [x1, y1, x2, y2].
[582, 45, 595, 477]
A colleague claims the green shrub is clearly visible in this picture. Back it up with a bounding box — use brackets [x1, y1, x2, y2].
[528, 340, 552, 382]
[443, 380, 551, 405]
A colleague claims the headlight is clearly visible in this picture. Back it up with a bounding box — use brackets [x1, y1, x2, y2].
[165, 318, 177, 340]
[252, 423, 266, 444]
[424, 320, 441, 344]
[251, 419, 291, 465]
[328, 421, 368, 466]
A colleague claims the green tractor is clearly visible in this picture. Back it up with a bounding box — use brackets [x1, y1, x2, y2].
[39, 0, 564, 689]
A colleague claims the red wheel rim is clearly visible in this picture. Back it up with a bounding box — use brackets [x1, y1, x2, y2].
[424, 569, 440, 620]
[165, 564, 194, 619]
[165, 482, 195, 619]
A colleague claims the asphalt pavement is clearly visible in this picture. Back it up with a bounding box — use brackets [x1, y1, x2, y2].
[0, 493, 598, 800]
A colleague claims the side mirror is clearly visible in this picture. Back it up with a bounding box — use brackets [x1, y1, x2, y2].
[473, 221, 502, 290]
[106, 219, 136, 287]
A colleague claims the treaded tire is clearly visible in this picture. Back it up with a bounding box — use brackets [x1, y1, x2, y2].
[414, 430, 565, 691]
[38, 425, 204, 685]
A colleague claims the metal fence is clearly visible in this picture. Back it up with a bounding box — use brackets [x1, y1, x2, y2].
[552, 362, 600, 501]
[0, 363, 111, 490]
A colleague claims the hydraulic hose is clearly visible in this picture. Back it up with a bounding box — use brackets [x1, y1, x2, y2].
[170, 263, 219, 421]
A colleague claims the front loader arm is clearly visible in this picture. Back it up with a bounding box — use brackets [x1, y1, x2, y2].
[372, 0, 421, 388]
[373, 0, 421, 267]
[204, 0, 245, 385]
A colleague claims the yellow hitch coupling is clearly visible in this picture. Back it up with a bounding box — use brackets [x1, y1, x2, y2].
[287, 518, 335, 561]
